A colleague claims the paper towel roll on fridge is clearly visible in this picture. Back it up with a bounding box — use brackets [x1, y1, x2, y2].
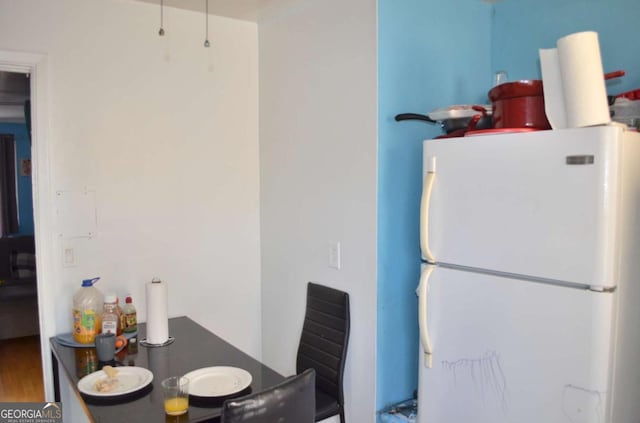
[145, 278, 169, 344]
[539, 31, 611, 129]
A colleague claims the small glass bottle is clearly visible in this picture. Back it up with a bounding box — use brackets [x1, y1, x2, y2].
[101, 294, 121, 335]
[127, 337, 138, 366]
[116, 298, 125, 335]
[123, 295, 137, 333]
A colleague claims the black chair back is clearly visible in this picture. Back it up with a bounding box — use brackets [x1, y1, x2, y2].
[296, 282, 350, 423]
[221, 368, 316, 423]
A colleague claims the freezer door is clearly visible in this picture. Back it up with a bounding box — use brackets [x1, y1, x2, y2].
[417, 267, 615, 423]
[422, 126, 630, 289]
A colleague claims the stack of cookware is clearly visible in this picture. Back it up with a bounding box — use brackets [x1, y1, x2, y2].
[396, 70, 625, 138]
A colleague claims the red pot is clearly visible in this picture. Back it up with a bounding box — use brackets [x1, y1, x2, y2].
[488, 80, 551, 130]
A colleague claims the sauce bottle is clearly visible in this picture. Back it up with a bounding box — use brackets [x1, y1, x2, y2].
[101, 294, 122, 336]
[122, 295, 137, 333]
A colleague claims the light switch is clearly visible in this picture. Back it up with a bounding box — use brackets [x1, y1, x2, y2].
[63, 246, 77, 267]
[329, 241, 341, 270]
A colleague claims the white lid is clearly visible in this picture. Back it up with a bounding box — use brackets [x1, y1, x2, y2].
[104, 294, 117, 303]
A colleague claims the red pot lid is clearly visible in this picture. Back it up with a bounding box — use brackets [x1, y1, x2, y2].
[488, 80, 544, 101]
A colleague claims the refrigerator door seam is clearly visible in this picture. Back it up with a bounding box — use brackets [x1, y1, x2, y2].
[437, 262, 617, 293]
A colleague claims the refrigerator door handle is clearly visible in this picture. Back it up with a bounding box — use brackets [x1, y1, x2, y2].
[417, 264, 435, 368]
[420, 157, 436, 263]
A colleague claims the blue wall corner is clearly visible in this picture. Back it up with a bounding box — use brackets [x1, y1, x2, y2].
[378, 0, 640, 414]
[377, 0, 493, 411]
[0, 122, 34, 236]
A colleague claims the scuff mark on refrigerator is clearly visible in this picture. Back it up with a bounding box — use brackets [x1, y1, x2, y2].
[441, 350, 509, 412]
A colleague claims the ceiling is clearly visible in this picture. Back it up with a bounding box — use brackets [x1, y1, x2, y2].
[134, 0, 298, 22]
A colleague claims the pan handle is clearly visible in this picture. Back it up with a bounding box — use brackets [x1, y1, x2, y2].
[395, 113, 437, 124]
[471, 105, 488, 115]
[605, 70, 625, 80]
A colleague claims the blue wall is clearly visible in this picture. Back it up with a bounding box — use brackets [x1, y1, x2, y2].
[492, 0, 640, 95]
[377, 0, 640, 413]
[377, 0, 493, 411]
[0, 123, 33, 236]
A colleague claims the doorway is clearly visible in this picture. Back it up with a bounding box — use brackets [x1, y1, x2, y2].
[0, 70, 44, 401]
[0, 50, 54, 401]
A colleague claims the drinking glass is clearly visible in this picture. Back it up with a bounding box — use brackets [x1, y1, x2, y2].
[161, 376, 189, 416]
[493, 70, 508, 87]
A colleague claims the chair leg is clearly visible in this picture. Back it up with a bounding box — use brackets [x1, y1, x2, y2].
[339, 408, 346, 423]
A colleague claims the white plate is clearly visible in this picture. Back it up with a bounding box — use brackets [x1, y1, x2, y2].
[77, 367, 153, 397]
[183, 366, 252, 397]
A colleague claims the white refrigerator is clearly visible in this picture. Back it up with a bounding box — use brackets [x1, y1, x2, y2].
[417, 125, 640, 423]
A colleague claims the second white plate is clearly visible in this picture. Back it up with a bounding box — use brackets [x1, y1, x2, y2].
[184, 366, 252, 397]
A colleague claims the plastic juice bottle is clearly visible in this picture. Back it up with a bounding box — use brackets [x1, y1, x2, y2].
[72, 277, 104, 344]
[122, 295, 137, 333]
[101, 294, 121, 336]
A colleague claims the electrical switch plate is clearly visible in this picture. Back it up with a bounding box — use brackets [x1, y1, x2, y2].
[63, 245, 77, 267]
[329, 241, 341, 270]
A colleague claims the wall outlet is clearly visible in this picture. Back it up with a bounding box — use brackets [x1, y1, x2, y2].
[329, 241, 341, 270]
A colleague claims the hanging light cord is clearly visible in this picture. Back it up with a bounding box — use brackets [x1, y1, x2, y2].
[159, 0, 165, 36]
[204, 0, 210, 47]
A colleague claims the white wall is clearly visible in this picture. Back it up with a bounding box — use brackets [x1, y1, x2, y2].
[259, 0, 378, 421]
[0, 0, 260, 400]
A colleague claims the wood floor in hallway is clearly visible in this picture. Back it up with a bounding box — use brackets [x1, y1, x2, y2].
[0, 336, 44, 402]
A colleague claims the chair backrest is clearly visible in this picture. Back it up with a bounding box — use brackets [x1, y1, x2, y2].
[296, 282, 350, 408]
[221, 368, 316, 423]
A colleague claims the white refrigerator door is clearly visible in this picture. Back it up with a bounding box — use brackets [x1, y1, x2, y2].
[422, 126, 627, 290]
[417, 266, 615, 423]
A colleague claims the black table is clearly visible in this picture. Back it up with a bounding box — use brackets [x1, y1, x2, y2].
[50, 316, 285, 422]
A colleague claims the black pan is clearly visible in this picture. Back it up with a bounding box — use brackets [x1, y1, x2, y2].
[395, 107, 492, 135]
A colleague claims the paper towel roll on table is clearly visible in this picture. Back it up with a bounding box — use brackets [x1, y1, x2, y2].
[147, 341, 170, 381]
[540, 31, 611, 129]
[145, 278, 169, 344]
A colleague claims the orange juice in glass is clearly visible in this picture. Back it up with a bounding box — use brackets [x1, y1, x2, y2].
[161, 376, 189, 416]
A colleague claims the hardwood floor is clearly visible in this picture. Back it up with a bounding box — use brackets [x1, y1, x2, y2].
[0, 335, 44, 402]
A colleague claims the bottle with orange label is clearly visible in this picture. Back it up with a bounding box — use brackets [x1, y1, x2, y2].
[72, 277, 104, 344]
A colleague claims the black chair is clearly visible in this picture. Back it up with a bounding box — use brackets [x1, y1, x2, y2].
[297, 282, 350, 423]
[220, 368, 316, 423]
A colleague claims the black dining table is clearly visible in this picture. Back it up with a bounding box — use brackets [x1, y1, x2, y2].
[50, 316, 285, 422]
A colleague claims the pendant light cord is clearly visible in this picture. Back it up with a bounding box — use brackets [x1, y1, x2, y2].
[204, 0, 210, 47]
[157, 0, 211, 46]
[159, 0, 165, 36]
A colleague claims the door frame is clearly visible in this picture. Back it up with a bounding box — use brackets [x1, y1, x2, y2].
[0, 50, 55, 401]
